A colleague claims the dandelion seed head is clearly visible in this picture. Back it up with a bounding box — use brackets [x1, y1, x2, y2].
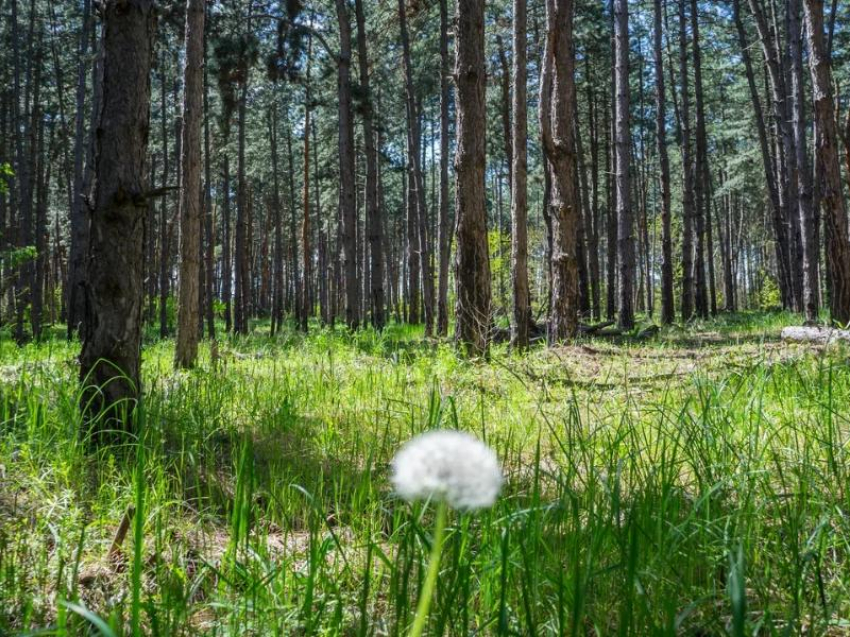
[391, 430, 503, 510]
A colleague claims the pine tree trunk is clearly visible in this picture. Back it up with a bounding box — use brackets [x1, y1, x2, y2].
[542, 0, 579, 342]
[678, 0, 695, 321]
[202, 42, 216, 339]
[158, 63, 171, 338]
[787, 0, 818, 322]
[32, 114, 46, 341]
[234, 72, 250, 334]
[614, 0, 634, 330]
[733, 0, 786, 308]
[510, 0, 530, 349]
[80, 0, 155, 434]
[269, 107, 284, 335]
[454, 0, 491, 355]
[175, 0, 204, 368]
[436, 0, 452, 336]
[604, 78, 617, 322]
[803, 0, 850, 323]
[690, 0, 709, 318]
[397, 0, 434, 334]
[14, 0, 37, 344]
[222, 153, 232, 332]
[335, 0, 359, 330]
[300, 40, 312, 332]
[586, 63, 602, 321]
[67, 0, 92, 339]
[354, 0, 384, 330]
[654, 0, 674, 324]
[747, 0, 800, 310]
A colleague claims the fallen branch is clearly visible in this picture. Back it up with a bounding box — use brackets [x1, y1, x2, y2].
[108, 505, 136, 568]
[579, 320, 615, 334]
[780, 326, 850, 345]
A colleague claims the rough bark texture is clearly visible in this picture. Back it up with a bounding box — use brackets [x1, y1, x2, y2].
[586, 63, 601, 321]
[67, 0, 92, 340]
[803, 0, 850, 324]
[436, 0, 451, 337]
[655, 0, 674, 324]
[158, 64, 171, 339]
[614, 0, 634, 330]
[336, 0, 359, 330]
[690, 0, 708, 318]
[80, 0, 155, 434]
[453, 0, 491, 356]
[202, 44, 216, 339]
[678, 0, 695, 321]
[234, 75, 250, 334]
[221, 153, 232, 332]
[300, 41, 312, 332]
[542, 0, 579, 342]
[354, 0, 384, 330]
[787, 0, 818, 322]
[175, 0, 204, 368]
[510, 0, 530, 349]
[398, 0, 434, 334]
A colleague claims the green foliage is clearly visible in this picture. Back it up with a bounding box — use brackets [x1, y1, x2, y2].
[0, 162, 12, 194]
[757, 269, 781, 309]
[1, 245, 37, 269]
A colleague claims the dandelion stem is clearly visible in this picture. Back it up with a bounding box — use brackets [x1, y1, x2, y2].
[409, 500, 448, 637]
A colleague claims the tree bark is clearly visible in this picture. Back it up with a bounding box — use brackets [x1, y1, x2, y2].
[690, 0, 709, 318]
[654, 0, 674, 324]
[300, 38, 313, 332]
[397, 0, 434, 334]
[336, 0, 359, 330]
[803, 0, 850, 324]
[222, 153, 232, 332]
[269, 107, 284, 335]
[542, 0, 579, 342]
[158, 61, 171, 338]
[202, 38, 216, 339]
[747, 0, 800, 310]
[787, 0, 818, 322]
[510, 0, 530, 349]
[453, 0, 491, 356]
[614, 0, 634, 330]
[354, 0, 384, 330]
[175, 0, 204, 368]
[678, 0, 695, 321]
[234, 66, 250, 333]
[67, 0, 92, 339]
[436, 0, 452, 337]
[586, 60, 601, 321]
[80, 0, 155, 434]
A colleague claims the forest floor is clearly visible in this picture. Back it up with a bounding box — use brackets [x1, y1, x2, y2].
[1, 311, 850, 635]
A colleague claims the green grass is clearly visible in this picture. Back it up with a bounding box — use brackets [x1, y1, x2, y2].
[1, 312, 850, 635]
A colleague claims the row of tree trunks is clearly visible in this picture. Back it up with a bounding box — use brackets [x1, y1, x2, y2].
[28, 0, 850, 439]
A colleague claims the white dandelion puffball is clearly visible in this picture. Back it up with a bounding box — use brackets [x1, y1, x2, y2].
[391, 430, 503, 510]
